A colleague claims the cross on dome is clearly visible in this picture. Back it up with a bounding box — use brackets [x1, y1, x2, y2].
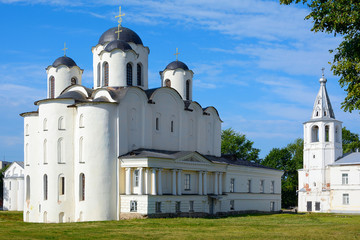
[174, 48, 180, 61]
[115, 6, 125, 40]
[62, 42, 68, 56]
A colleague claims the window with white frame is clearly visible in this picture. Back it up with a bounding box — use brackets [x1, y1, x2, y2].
[230, 178, 235, 193]
[189, 201, 194, 212]
[271, 181, 275, 194]
[155, 202, 161, 213]
[260, 180, 264, 193]
[342, 173, 349, 185]
[134, 169, 139, 187]
[184, 174, 191, 190]
[58, 117, 65, 130]
[230, 200, 235, 210]
[130, 200, 137, 212]
[247, 179, 251, 193]
[176, 201, 181, 213]
[343, 193, 349, 205]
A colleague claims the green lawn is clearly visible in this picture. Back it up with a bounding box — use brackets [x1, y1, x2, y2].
[0, 211, 359, 239]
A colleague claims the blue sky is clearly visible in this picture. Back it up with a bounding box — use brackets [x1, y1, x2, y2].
[0, 0, 359, 162]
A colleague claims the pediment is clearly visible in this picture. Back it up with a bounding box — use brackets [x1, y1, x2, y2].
[175, 152, 211, 165]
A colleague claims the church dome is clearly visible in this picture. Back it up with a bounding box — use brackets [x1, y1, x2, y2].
[52, 56, 77, 68]
[98, 27, 143, 45]
[104, 39, 133, 52]
[165, 61, 189, 71]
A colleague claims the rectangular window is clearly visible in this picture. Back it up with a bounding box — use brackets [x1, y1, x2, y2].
[156, 118, 159, 131]
[134, 170, 139, 187]
[130, 200, 138, 212]
[343, 194, 349, 205]
[342, 173, 349, 185]
[260, 180, 264, 193]
[230, 200, 235, 210]
[185, 174, 191, 190]
[9, 181, 11, 191]
[176, 201, 181, 213]
[230, 178, 235, 193]
[271, 181, 275, 194]
[315, 202, 320, 211]
[59, 177, 65, 195]
[270, 202, 275, 211]
[247, 179, 251, 193]
[171, 120, 174, 133]
[307, 201, 312, 211]
[155, 202, 161, 213]
[189, 201, 194, 212]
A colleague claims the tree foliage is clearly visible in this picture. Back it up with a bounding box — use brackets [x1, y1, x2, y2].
[342, 127, 360, 153]
[262, 138, 303, 208]
[280, 0, 360, 113]
[221, 128, 260, 163]
[0, 165, 9, 205]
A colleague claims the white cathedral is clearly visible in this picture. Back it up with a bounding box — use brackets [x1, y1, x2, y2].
[298, 74, 360, 213]
[20, 20, 282, 223]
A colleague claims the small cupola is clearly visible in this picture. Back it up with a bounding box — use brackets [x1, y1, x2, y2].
[311, 71, 335, 120]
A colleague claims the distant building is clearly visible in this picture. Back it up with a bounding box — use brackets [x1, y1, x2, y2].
[0, 161, 11, 170]
[298, 74, 360, 213]
[20, 10, 282, 223]
[3, 162, 24, 211]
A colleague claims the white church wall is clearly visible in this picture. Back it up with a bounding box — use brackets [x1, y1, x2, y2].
[3, 163, 24, 211]
[128, 43, 149, 89]
[47, 66, 82, 98]
[162, 69, 193, 100]
[92, 44, 104, 89]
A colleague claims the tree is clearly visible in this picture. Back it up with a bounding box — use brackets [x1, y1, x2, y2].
[0, 165, 9, 207]
[221, 128, 260, 163]
[342, 127, 360, 153]
[280, 0, 360, 113]
[262, 138, 303, 208]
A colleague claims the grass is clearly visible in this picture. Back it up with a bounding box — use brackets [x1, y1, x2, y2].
[0, 211, 359, 239]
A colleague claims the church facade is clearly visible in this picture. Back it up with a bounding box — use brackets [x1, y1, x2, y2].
[298, 74, 360, 213]
[21, 21, 282, 223]
[2, 162, 24, 211]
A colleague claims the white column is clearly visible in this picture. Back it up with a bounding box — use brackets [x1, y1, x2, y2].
[144, 168, 149, 195]
[138, 167, 143, 195]
[177, 170, 182, 195]
[203, 171, 207, 195]
[214, 172, 218, 195]
[151, 168, 157, 195]
[125, 168, 131, 195]
[172, 169, 177, 195]
[219, 172, 223, 195]
[198, 171, 203, 195]
[157, 168, 163, 195]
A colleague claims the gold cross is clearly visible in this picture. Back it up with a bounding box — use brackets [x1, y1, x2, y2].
[62, 42, 68, 56]
[115, 6, 125, 26]
[174, 48, 180, 61]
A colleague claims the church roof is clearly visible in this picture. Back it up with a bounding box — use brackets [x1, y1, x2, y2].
[98, 26, 143, 45]
[57, 90, 88, 102]
[52, 56, 78, 68]
[104, 40, 133, 52]
[165, 60, 189, 71]
[332, 150, 360, 165]
[310, 74, 335, 120]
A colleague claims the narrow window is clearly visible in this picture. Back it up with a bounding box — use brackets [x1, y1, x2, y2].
[311, 126, 319, 142]
[134, 169, 139, 187]
[103, 62, 109, 86]
[57, 138, 64, 163]
[316, 111, 319, 117]
[171, 120, 174, 133]
[260, 180, 264, 193]
[165, 79, 171, 87]
[271, 181, 275, 194]
[186, 80, 190, 100]
[58, 117, 65, 130]
[26, 175, 30, 201]
[9, 181, 11, 190]
[79, 114, 84, 128]
[324, 111, 327, 116]
[342, 173, 349, 185]
[43, 119, 47, 131]
[247, 179, 251, 193]
[43, 174, 48, 200]
[79, 173, 85, 201]
[43, 212, 47, 223]
[230, 178, 235, 193]
[335, 126, 340, 143]
[175, 201, 181, 213]
[59, 212, 64, 223]
[126, 63, 133, 86]
[71, 77, 77, 85]
[25, 143, 29, 165]
[189, 201, 194, 212]
[156, 117, 159, 131]
[315, 202, 320, 211]
[325, 125, 330, 142]
[155, 202, 161, 213]
[97, 63, 101, 87]
[230, 200, 235, 210]
[137, 63, 142, 86]
[184, 174, 191, 190]
[343, 193, 349, 205]
[130, 200, 137, 212]
[79, 137, 83, 163]
[270, 202, 275, 211]
[59, 176, 65, 196]
[49, 76, 55, 98]
[25, 124, 29, 136]
[43, 139, 47, 164]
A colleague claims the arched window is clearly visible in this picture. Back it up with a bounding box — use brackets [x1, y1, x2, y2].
[58, 138, 64, 163]
[316, 111, 319, 117]
[165, 79, 171, 87]
[97, 63, 101, 87]
[43, 211, 47, 223]
[58, 117, 65, 130]
[26, 175, 30, 201]
[311, 126, 319, 142]
[71, 77, 77, 85]
[25, 143, 29, 165]
[59, 175, 65, 196]
[186, 80, 190, 100]
[324, 111, 327, 116]
[79, 137, 84, 163]
[59, 212, 64, 223]
[137, 63, 142, 86]
[79, 173, 85, 201]
[127, 63, 133, 86]
[325, 125, 330, 142]
[49, 76, 55, 98]
[79, 114, 84, 128]
[43, 139, 47, 164]
[103, 62, 109, 86]
[43, 174, 48, 200]
[25, 124, 29, 136]
[43, 119, 47, 131]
